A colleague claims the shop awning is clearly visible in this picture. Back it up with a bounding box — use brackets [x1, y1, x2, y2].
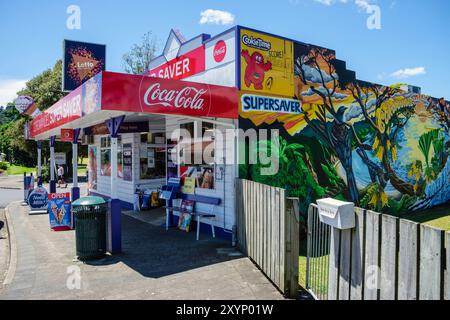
[29, 71, 238, 140]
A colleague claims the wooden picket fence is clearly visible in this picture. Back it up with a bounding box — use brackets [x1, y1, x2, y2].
[319, 206, 450, 300]
[235, 179, 300, 298]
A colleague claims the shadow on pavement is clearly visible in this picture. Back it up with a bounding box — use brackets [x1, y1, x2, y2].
[84, 214, 242, 278]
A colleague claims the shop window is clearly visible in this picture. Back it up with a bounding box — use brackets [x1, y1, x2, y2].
[100, 136, 122, 177]
[179, 123, 215, 190]
[202, 122, 214, 140]
[180, 122, 194, 140]
[140, 132, 166, 180]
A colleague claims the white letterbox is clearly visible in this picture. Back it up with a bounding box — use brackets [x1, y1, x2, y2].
[316, 198, 355, 230]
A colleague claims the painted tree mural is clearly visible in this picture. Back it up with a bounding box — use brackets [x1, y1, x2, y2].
[239, 38, 450, 216]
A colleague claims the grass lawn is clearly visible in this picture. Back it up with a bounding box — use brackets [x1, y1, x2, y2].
[77, 163, 87, 176]
[397, 204, 450, 231]
[6, 164, 36, 176]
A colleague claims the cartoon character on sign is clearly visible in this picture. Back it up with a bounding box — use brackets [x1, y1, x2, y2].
[241, 50, 272, 90]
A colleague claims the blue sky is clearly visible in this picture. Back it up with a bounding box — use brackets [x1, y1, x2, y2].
[1, 0, 449, 106]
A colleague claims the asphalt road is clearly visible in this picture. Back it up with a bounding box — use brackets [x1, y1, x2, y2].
[0, 189, 23, 209]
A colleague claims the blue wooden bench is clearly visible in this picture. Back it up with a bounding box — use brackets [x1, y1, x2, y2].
[164, 193, 221, 240]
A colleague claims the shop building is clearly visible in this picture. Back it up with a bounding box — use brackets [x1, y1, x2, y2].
[29, 26, 450, 252]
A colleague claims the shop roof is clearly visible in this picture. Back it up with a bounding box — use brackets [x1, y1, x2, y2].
[29, 71, 238, 140]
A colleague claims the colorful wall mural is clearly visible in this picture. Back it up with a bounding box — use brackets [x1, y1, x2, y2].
[239, 31, 450, 217]
[239, 28, 294, 96]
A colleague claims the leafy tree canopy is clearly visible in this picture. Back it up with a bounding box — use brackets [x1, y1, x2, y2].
[122, 31, 158, 75]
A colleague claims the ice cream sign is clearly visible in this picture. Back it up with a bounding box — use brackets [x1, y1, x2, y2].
[48, 192, 72, 231]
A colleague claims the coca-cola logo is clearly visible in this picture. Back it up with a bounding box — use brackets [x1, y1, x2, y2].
[213, 40, 227, 63]
[143, 83, 207, 110]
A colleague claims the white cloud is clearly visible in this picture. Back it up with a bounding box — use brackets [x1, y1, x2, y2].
[199, 9, 235, 25]
[314, 0, 348, 5]
[0, 79, 27, 107]
[355, 0, 371, 11]
[390, 67, 426, 79]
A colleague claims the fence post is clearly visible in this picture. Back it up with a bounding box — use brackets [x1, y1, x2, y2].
[328, 227, 341, 300]
[398, 219, 419, 300]
[350, 208, 365, 300]
[419, 225, 445, 300]
[446, 232, 449, 300]
[285, 197, 300, 298]
[364, 210, 381, 300]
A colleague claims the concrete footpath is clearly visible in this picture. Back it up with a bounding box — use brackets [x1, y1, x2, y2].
[0, 201, 284, 300]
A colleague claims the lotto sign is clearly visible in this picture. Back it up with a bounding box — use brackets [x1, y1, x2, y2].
[48, 192, 72, 231]
[63, 40, 106, 92]
[240, 28, 294, 97]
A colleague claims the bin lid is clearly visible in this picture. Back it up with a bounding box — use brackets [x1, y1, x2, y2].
[72, 196, 107, 206]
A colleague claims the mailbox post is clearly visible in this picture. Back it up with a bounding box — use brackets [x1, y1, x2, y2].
[316, 198, 355, 230]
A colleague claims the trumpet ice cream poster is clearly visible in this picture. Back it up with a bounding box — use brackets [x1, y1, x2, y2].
[48, 192, 72, 231]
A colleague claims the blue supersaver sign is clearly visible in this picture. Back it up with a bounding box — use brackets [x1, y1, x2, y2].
[28, 186, 48, 210]
[241, 94, 303, 115]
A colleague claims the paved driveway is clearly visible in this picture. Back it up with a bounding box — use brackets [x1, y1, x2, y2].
[0, 202, 283, 300]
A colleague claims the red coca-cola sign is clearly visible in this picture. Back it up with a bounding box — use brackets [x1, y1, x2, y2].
[143, 83, 207, 110]
[101, 72, 238, 119]
[213, 40, 227, 63]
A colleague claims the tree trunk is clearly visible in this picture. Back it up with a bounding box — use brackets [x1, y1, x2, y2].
[381, 147, 418, 196]
[332, 124, 359, 204]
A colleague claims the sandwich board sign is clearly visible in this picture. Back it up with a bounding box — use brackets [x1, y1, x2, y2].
[28, 186, 49, 214]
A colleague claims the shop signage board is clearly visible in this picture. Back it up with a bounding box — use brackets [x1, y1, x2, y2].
[30, 86, 82, 137]
[148, 46, 205, 80]
[205, 29, 235, 70]
[28, 186, 48, 213]
[60, 129, 74, 142]
[89, 122, 149, 135]
[48, 192, 72, 231]
[30, 70, 239, 138]
[239, 28, 294, 97]
[102, 72, 238, 119]
[241, 94, 302, 115]
[63, 40, 106, 92]
[14, 96, 41, 118]
[55, 153, 67, 165]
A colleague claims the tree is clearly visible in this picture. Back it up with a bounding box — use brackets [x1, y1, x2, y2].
[122, 31, 158, 74]
[18, 60, 65, 111]
[0, 60, 68, 167]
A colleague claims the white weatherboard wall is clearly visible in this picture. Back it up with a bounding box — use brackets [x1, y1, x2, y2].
[166, 116, 238, 231]
[188, 29, 236, 87]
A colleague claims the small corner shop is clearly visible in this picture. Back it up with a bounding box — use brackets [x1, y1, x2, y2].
[29, 27, 241, 252]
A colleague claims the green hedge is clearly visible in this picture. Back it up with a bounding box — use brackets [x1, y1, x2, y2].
[0, 162, 8, 171]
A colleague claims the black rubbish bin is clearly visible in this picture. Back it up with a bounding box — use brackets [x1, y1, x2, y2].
[72, 196, 108, 260]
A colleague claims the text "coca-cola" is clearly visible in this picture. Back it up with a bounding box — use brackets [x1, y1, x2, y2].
[143, 83, 207, 110]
